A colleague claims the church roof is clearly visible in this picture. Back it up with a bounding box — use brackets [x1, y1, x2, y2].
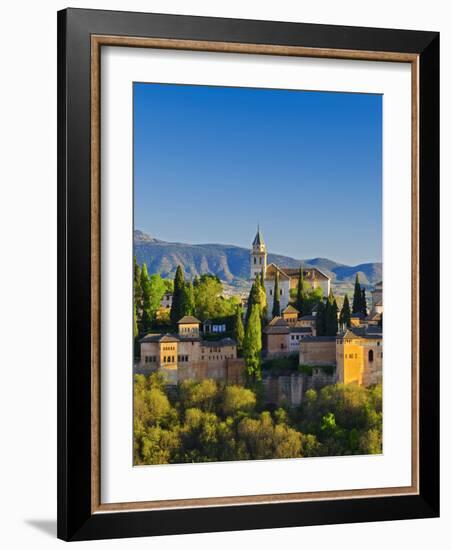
[283, 304, 299, 315]
[282, 267, 330, 281]
[177, 315, 201, 325]
[252, 227, 265, 247]
[264, 317, 290, 334]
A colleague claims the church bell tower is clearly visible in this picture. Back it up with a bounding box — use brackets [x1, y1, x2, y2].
[250, 225, 267, 280]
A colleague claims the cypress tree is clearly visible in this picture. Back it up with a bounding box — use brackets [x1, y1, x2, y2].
[339, 294, 351, 329]
[352, 273, 362, 314]
[180, 281, 195, 317]
[295, 265, 306, 314]
[315, 300, 326, 336]
[324, 293, 338, 336]
[246, 276, 262, 325]
[170, 265, 185, 326]
[133, 302, 139, 339]
[259, 271, 267, 320]
[272, 270, 281, 318]
[139, 263, 152, 332]
[233, 306, 245, 354]
[133, 256, 142, 314]
[330, 297, 339, 336]
[260, 270, 265, 292]
[361, 288, 368, 317]
[243, 303, 262, 384]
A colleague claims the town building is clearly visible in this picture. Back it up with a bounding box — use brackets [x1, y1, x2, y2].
[249, 227, 331, 318]
[299, 336, 337, 366]
[371, 281, 383, 314]
[298, 325, 382, 388]
[263, 316, 313, 358]
[139, 315, 244, 383]
[336, 327, 383, 386]
[156, 291, 173, 320]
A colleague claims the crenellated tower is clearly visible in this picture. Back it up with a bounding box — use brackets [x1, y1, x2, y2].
[250, 225, 267, 280]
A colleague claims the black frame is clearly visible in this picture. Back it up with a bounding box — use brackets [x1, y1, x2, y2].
[57, 8, 439, 541]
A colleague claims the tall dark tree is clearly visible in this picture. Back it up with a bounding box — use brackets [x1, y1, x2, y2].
[352, 273, 362, 314]
[272, 270, 281, 318]
[243, 303, 262, 384]
[245, 275, 262, 325]
[315, 300, 327, 336]
[180, 281, 195, 317]
[139, 263, 152, 332]
[295, 266, 306, 314]
[170, 265, 185, 326]
[134, 256, 142, 310]
[325, 294, 339, 336]
[259, 271, 268, 320]
[361, 288, 368, 317]
[339, 294, 351, 329]
[260, 270, 265, 292]
[233, 306, 245, 354]
[133, 302, 139, 339]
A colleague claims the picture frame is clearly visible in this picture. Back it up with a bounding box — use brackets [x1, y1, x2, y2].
[57, 7, 439, 541]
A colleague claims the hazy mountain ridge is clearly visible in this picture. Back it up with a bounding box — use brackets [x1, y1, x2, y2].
[134, 230, 382, 286]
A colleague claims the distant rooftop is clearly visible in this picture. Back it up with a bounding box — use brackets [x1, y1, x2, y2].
[177, 315, 201, 324]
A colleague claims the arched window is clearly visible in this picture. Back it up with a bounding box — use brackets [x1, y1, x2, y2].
[368, 349, 374, 362]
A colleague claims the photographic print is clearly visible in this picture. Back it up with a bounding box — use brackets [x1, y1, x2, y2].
[133, 82, 383, 466]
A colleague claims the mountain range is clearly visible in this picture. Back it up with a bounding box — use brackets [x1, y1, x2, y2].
[134, 230, 382, 287]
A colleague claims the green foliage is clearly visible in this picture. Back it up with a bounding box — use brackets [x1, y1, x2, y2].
[295, 383, 382, 456]
[134, 376, 383, 465]
[339, 294, 351, 328]
[245, 275, 263, 324]
[238, 412, 302, 459]
[192, 274, 239, 321]
[352, 273, 361, 314]
[295, 266, 307, 314]
[133, 302, 138, 339]
[179, 379, 218, 412]
[315, 300, 327, 336]
[170, 265, 185, 326]
[180, 281, 195, 316]
[262, 354, 299, 374]
[134, 256, 142, 315]
[233, 306, 245, 354]
[272, 270, 281, 317]
[361, 288, 368, 317]
[222, 385, 256, 416]
[325, 293, 339, 336]
[243, 303, 262, 383]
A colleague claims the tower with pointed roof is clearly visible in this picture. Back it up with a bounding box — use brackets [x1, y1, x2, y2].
[250, 225, 267, 280]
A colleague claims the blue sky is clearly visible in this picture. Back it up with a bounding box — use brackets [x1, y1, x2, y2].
[134, 83, 382, 265]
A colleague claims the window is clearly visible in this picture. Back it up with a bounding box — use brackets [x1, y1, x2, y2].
[254, 257, 256, 264]
[369, 350, 374, 362]
[270, 289, 272, 295]
[259, 257, 262, 264]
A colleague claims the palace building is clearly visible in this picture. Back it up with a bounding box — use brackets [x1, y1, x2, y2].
[250, 227, 331, 318]
[139, 315, 244, 384]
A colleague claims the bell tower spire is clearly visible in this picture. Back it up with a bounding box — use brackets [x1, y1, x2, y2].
[250, 225, 267, 280]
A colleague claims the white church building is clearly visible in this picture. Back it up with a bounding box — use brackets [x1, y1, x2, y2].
[250, 227, 331, 319]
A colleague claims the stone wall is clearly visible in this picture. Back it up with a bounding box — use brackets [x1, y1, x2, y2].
[177, 358, 245, 384]
[299, 339, 336, 366]
[304, 368, 337, 392]
[262, 373, 304, 407]
[262, 368, 336, 407]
